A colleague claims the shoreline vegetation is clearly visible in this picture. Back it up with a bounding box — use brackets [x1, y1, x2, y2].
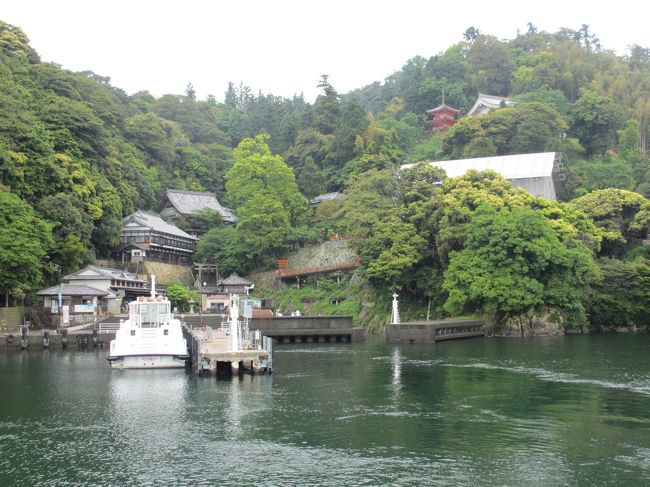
[0, 21, 649, 333]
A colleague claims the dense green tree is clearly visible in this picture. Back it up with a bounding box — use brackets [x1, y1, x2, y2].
[409, 135, 442, 162]
[125, 113, 188, 169]
[0, 21, 39, 61]
[441, 102, 567, 158]
[312, 75, 341, 135]
[152, 94, 228, 144]
[360, 218, 426, 290]
[328, 97, 370, 175]
[466, 35, 516, 95]
[443, 205, 596, 329]
[571, 189, 649, 256]
[434, 170, 535, 265]
[337, 169, 399, 240]
[194, 226, 258, 276]
[236, 193, 291, 254]
[295, 156, 326, 199]
[588, 258, 650, 326]
[36, 193, 93, 273]
[570, 92, 626, 156]
[513, 89, 570, 119]
[283, 128, 334, 172]
[566, 157, 635, 196]
[166, 281, 192, 312]
[225, 134, 309, 225]
[0, 191, 54, 305]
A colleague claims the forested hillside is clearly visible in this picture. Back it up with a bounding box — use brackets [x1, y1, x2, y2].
[1, 20, 649, 329]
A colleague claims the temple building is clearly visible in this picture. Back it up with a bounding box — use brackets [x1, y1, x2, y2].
[117, 210, 197, 265]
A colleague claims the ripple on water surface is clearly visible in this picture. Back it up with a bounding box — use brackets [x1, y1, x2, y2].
[0, 336, 650, 485]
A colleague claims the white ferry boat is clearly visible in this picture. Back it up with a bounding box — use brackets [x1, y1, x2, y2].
[107, 277, 189, 369]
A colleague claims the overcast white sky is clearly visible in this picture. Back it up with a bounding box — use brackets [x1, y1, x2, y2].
[3, 1, 648, 103]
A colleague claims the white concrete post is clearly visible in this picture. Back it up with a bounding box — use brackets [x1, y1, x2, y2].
[229, 294, 240, 351]
[391, 293, 400, 324]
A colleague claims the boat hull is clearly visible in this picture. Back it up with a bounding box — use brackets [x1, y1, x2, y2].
[108, 354, 189, 369]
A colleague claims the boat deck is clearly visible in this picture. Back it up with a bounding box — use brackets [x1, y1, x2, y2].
[183, 325, 271, 374]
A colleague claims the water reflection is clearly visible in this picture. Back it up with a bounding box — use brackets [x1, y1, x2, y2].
[108, 369, 189, 481]
[224, 377, 243, 439]
[2, 336, 650, 485]
[390, 346, 402, 400]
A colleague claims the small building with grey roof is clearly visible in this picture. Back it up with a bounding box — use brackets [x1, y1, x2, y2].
[34, 265, 150, 325]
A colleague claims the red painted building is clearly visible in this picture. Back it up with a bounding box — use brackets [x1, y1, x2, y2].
[425, 104, 461, 132]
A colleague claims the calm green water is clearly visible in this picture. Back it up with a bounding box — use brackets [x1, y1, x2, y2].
[1, 335, 650, 486]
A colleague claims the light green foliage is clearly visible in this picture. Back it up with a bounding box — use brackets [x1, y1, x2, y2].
[225, 134, 309, 226]
[337, 169, 399, 240]
[409, 135, 442, 162]
[377, 118, 419, 155]
[443, 205, 596, 328]
[513, 89, 569, 119]
[166, 281, 191, 312]
[435, 170, 535, 264]
[360, 218, 426, 289]
[0, 191, 54, 302]
[570, 189, 649, 255]
[0, 21, 37, 61]
[236, 193, 291, 253]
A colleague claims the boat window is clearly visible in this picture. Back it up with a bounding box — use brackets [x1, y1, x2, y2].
[139, 302, 171, 327]
[130, 330, 135, 336]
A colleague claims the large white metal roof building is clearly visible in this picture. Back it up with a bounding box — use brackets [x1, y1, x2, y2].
[402, 152, 560, 201]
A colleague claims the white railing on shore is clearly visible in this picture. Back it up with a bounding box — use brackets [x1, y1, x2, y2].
[98, 322, 121, 333]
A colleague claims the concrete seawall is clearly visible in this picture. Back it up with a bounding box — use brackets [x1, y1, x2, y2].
[0, 331, 115, 351]
[386, 320, 485, 343]
[182, 315, 365, 343]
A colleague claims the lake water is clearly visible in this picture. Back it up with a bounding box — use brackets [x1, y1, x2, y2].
[1, 334, 649, 486]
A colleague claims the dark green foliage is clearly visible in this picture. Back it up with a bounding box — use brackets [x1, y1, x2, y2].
[194, 226, 258, 276]
[443, 205, 596, 328]
[570, 93, 627, 156]
[0, 191, 54, 303]
[36, 194, 93, 274]
[441, 103, 567, 158]
[588, 258, 650, 326]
